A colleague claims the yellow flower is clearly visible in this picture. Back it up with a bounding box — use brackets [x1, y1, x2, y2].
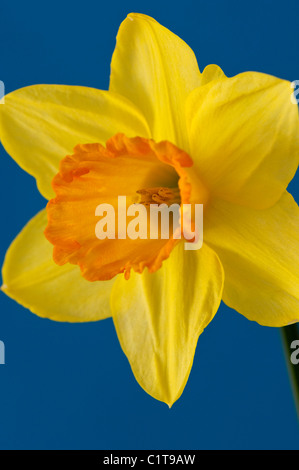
[1, 13, 299, 406]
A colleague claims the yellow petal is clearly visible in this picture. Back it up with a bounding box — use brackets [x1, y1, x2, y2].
[204, 192, 299, 326]
[187, 72, 299, 209]
[1, 209, 114, 322]
[109, 13, 201, 151]
[200, 64, 226, 86]
[111, 242, 224, 406]
[0, 85, 150, 199]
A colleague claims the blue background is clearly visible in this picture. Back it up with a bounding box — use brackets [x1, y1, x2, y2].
[0, 0, 298, 450]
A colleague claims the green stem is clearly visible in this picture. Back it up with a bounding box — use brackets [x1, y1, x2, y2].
[280, 324, 299, 420]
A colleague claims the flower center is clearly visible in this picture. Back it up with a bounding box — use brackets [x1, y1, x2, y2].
[45, 133, 208, 281]
[133, 187, 181, 206]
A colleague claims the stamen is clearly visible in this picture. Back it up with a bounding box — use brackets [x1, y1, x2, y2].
[135, 187, 181, 206]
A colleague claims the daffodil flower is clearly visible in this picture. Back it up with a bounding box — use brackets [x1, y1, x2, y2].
[1, 13, 299, 407]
